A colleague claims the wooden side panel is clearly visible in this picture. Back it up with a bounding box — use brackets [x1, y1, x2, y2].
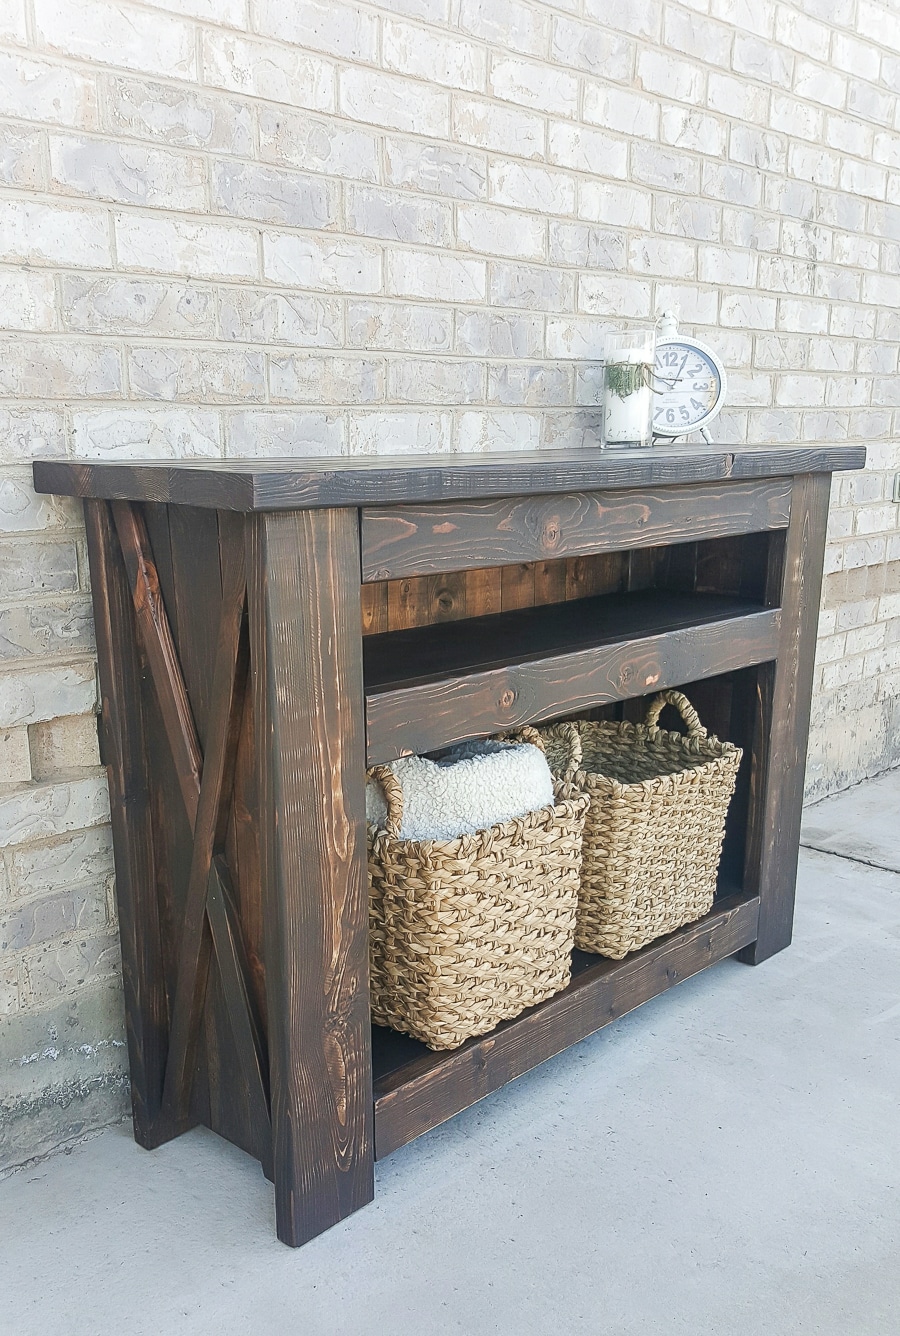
[366, 609, 781, 763]
[249, 508, 373, 1248]
[360, 479, 793, 580]
[374, 892, 760, 1158]
[741, 474, 831, 963]
[84, 501, 170, 1148]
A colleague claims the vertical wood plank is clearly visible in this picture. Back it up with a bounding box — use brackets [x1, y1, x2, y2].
[501, 561, 535, 609]
[84, 501, 171, 1148]
[249, 507, 373, 1248]
[465, 566, 502, 618]
[741, 473, 831, 964]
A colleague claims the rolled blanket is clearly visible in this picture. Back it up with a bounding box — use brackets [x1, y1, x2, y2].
[366, 738, 554, 842]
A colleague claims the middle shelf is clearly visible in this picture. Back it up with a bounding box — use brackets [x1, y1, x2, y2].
[363, 588, 780, 763]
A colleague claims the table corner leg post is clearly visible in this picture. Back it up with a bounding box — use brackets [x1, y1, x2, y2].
[740, 472, 832, 966]
[248, 509, 374, 1248]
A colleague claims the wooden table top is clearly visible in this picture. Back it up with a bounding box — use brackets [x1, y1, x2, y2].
[33, 441, 866, 511]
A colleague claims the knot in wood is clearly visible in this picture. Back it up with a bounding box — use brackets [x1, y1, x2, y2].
[498, 688, 517, 711]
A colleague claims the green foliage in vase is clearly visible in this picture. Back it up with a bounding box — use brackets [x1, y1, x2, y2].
[605, 360, 652, 400]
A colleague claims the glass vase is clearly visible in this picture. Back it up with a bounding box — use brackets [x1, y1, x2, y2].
[601, 327, 657, 449]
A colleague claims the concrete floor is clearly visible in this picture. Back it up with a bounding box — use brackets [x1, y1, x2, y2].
[2, 779, 899, 1336]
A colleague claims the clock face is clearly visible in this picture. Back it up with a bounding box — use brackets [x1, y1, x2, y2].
[653, 340, 723, 437]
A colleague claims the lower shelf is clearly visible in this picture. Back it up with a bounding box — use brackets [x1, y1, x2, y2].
[372, 889, 760, 1159]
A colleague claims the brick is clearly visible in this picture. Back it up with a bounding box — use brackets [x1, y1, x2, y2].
[769, 92, 822, 142]
[632, 144, 701, 194]
[102, 75, 253, 155]
[455, 311, 543, 358]
[457, 204, 544, 261]
[258, 106, 378, 181]
[263, 232, 381, 294]
[384, 137, 486, 200]
[0, 0, 25, 41]
[774, 7, 831, 62]
[455, 0, 549, 59]
[0, 663, 96, 729]
[583, 84, 659, 139]
[841, 159, 887, 200]
[653, 284, 718, 324]
[0, 124, 44, 189]
[0, 199, 110, 268]
[340, 67, 449, 137]
[777, 298, 830, 334]
[665, 6, 732, 65]
[847, 78, 894, 127]
[545, 316, 610, 361]
[707, 72, 769, 124]
[34, 0, 196, 80]
[579, 182, 652, 230]
[758, 255, 814, 294]
[662, 107, 727, 156]
[0, 51, 97, 132]
[781, 219, 832, 263]
[720, 292, 777, 329]
[201, 30, 333, 111]
[270, 355, 384, 404]
[0, 727, 30, 784]
[128, 347, 266, 403]
[9, 827, 114, 903]
[733, 32, 792, 86]
[48, 134, 206, 209]
[61, 276, 215, 339]
[793, 59, 847, 110]
[23, 931, 120, 1005]
[551, 16, 633, 81]
[699, 246, 757, 287]
[0, 540, 77, 598]
[453, 97, 544, 159]
[254, 0, 377, 61]
[722, 205, 779, 250]
[226, 410, 344, 457]
[547, 123, 627, 180]
[71, 408, 221, 459]
[387, 358, 483, 404]
[27, 713, 99, 779]
[0, 774, 109, 849]
[579, 273, 652, 318]
[807, 338, 854, 372]
[549, 222, 626, 271]
[0, 887, 106, 952]
[486, 364, 570, 408]
[116, 214, 257, 280]
[584, 0, 661, 41]
[346, 186, 452, 247]
[654, 197, 720, 242]
[347, 301, 453, 354]
[702, 161, 762, 207]
[826, 114, 875, 159]
[0, 410, 66, 464]
[387, 249, 485, 302]
[0, 272, 56, 334]
[455, 410, 541, 453]
[348, 411, 451, 455]
[637, 49, 707, 103]
[490, 56, 578, 118]
[490, 262, 575, 312]
[0, 340, 121, 399]
[212, 159, 338, 230]
[0, 474, 79, 533]
[0, 599, 95, 662]
[489, 160, 575, 216]
[383, 18, 485, 91]
[219, 289, 341, 347]
[629, 235, 696, 279]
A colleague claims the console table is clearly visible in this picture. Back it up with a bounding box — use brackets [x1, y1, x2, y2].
[34, 442, 864, 1247]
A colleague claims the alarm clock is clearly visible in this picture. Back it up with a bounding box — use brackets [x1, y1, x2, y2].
[652, 313, 727, 441]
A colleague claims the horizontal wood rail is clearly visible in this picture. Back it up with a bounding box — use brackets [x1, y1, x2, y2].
[364, 592, 780, 763]
[360, 479, 792, 581]
[373, 890, 760, 1158]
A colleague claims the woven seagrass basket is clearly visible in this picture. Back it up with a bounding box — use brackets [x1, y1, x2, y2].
[541, 691, 742, 961]
[367, 730, 588, 1051]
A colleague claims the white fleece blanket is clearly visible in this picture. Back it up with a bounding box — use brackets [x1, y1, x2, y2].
[366, 739, 554, 841]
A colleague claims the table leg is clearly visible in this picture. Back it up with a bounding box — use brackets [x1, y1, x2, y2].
[248, 507, 374, 1247]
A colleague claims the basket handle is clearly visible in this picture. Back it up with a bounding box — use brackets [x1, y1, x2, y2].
[498, 725, 546, 754]
[368, 764, 404, 838]
[643, 690, 707, 738]
[552, 721, 583, 782]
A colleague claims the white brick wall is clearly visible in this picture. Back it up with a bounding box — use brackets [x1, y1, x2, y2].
[1, 0, 899, 1165]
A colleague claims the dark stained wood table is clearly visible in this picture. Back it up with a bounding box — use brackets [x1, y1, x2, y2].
[34, 442, 865, 1247]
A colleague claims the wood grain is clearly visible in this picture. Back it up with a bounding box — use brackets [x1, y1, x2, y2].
[741, 473, 832, 964]
[34, 443, 866, 511]
[360, 480, 793, 580]
[374, 891, 760, 1158]
[84, 501, 171, 1148]
[249, 507, 373, 1248]
[365, 600, 781, 763]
